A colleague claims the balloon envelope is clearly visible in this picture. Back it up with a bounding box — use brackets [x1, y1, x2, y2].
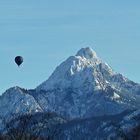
[15, 56, 23, 66]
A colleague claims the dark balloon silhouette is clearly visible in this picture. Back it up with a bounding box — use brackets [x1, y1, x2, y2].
[15, 56, 23, 66]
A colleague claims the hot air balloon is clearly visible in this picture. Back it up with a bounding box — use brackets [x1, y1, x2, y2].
[15, 56, 23, 67]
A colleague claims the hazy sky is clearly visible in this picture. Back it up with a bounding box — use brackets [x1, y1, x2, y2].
[0, 0, 140, 94]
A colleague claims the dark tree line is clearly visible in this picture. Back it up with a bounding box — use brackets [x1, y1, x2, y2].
[0, 112, 64, 140]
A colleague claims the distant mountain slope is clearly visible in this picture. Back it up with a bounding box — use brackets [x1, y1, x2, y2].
[0, 87, 43, 132]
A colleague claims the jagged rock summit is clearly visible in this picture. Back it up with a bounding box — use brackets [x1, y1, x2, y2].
[34, 47, 140, 118]
[76, 47, 98, 59]
[37, 47, 139, 94]
[36, 47, 102, 91]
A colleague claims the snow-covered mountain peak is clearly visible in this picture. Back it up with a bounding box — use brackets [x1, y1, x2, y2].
[76, 47, 98, 59]
[36, 48, 110, 91]
[35, 47, 140, 118]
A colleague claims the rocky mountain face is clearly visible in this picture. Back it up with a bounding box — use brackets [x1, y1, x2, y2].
[0, 47, 140, 140]
[35, 47, 140, 118]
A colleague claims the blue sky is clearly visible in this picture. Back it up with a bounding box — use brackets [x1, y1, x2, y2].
[0, 0, 140, 94]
